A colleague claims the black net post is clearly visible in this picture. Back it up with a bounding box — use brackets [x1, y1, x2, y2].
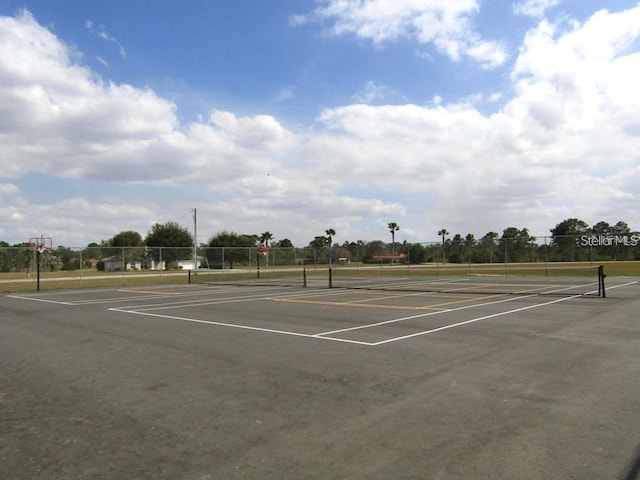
[329, 267, 333, 288]
[36, 249, 41, 292]
[599, 265, 606, 298]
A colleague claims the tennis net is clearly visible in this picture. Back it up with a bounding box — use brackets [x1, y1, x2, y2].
[188, 267, 311, 288]
[328, 263, 606, 297]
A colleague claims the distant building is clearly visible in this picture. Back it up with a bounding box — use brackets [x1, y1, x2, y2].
[372, 253, 407, 264]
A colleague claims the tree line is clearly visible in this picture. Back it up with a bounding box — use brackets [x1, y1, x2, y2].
[0, 218, 638, 272]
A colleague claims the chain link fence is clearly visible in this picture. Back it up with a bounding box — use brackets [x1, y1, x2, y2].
[1, 235, 638, 291]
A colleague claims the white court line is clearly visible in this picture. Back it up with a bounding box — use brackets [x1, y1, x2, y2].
[369, 294, 583, 346]
[108, 307, 375, 346]
[108, 290, 580, 347]
[7, 285, 308, 307]
[108, 283, 608, 346]
[6, 295, 74, 305]
[14, 282, 631, 347]
[318, 282, 604, 339]
[314, 293, 536, 337]
[119, 289, 337, 312]
[6, 292, 196, 306]
[605, 280, 638, 291]
[72, 285, 297, 305]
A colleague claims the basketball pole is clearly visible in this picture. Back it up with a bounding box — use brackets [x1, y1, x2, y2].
[29, 236, 52, 292]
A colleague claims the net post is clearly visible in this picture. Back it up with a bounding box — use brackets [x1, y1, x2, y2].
[329, 267, 333, 288]
[599, 265, 606, 298]
[303, 268, 307, 288]
[36, 248, 41, 292]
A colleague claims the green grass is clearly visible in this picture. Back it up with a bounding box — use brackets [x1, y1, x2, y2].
[599, 261, 640, 276]
[0, 269, 188, 293]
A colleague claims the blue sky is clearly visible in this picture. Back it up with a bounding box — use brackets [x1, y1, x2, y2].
[0, 0, 639, 247]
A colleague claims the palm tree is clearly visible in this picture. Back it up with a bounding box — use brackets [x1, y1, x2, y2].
[388, 223, 400, 261]
[437, 228, 449, 264]
[259, 231, 273, 247]
[325, 228, 336, 266]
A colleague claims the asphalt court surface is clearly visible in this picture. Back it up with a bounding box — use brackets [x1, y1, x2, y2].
[6, 278, 636, 347]
[2, 277, 640, 479]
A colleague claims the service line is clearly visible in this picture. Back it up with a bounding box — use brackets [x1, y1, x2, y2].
[369, 294, 582, 346]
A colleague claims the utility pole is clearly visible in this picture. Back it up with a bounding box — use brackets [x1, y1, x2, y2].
[192, 208, 198, 273]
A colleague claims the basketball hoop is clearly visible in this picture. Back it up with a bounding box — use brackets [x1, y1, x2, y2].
[28, 235, 53, 292]
[29, 235, 53, 253]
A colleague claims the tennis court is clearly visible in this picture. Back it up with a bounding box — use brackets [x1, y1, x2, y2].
[2, 275, 640, 479]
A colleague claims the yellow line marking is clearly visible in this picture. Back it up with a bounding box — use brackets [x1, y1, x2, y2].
[338, 290, 437, 305]
[279, 298, 425, 310]
[117, 289, 183, 295]
[416, 293, 506, 309]
[274, 289, 511, 311]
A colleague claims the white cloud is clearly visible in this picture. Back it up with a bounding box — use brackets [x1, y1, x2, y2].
[0, 12, 294, 185]
[465, 37, 509, 69]
[0, 183, 20, 196]
[1, 196, 160, 247]
[352, 81, 386, 103]
[1, 7, 640, 246]
[487, 92, 503, 103]
[508, 7, 640, 172]
[86, 19, 127, 58]
[292, 0, 508, 68]
[513, 0, 560, 18]
[96, 56, 109, 67]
